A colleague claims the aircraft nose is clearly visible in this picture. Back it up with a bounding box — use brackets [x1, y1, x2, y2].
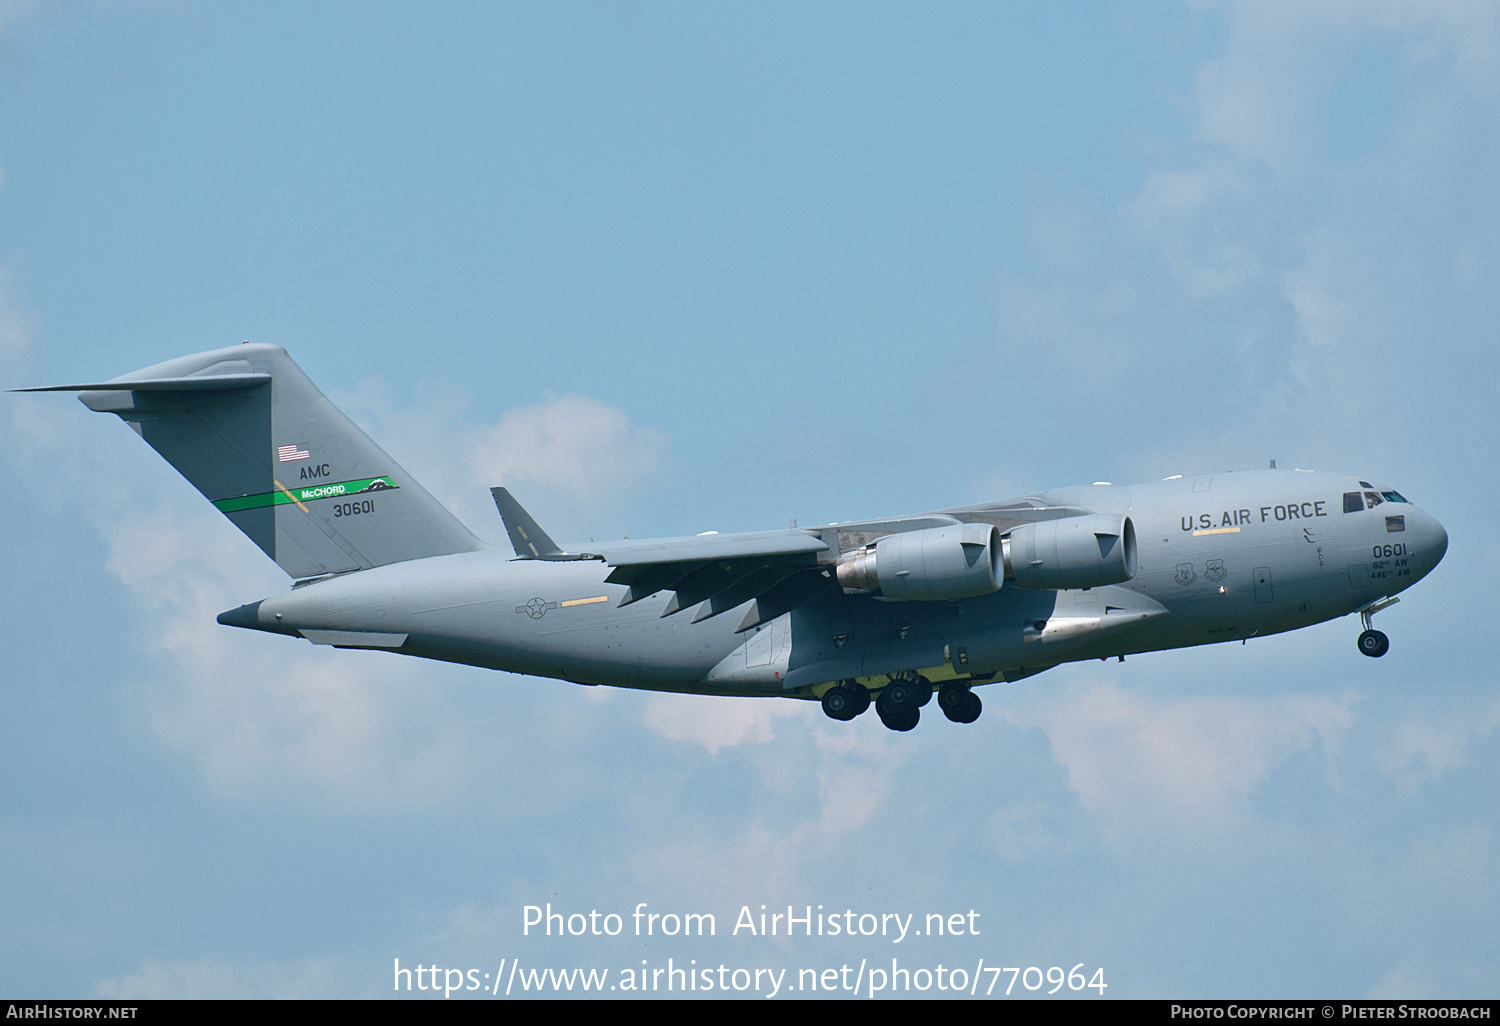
[1410, 508, 1448, 572]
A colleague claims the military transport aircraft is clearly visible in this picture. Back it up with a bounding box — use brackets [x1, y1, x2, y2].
[17, 344, 1448, 732]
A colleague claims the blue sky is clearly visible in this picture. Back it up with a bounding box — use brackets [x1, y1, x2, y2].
[1, 0, 1497, 998]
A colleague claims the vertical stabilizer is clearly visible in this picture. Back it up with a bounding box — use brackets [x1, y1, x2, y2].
[35, 343, 485, 577]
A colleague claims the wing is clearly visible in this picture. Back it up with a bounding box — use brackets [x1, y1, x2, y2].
[497, 487, 1100, 633]
[489, 491, 846, 631]
[934, 497, 1096, 532]
[599, 530, 837, 632]
[595, 505, 1084, 631]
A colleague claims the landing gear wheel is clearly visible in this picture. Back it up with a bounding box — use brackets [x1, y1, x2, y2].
[877, 678, 923, 718]
[1358, 629, 1390, 658]
[940, 684, 981, 723]
[877, 705, 920, 732]
[938, 682, 970, 716]
[821, 685, 858, 721]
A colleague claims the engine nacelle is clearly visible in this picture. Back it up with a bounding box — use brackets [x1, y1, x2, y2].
[836, 523, 1003, 601]
[1004, 514, 1136, 590]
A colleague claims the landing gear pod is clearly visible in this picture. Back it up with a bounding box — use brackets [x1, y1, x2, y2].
[836, 523, 1003, 601]
[1005, 514, 1137, 590]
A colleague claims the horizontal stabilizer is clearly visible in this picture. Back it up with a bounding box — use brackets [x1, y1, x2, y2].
[12, 373, 272, 392]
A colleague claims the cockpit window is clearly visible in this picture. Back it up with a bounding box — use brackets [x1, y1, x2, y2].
[1359, 481, 1373, 488]
[1386, 515, 1406, 532]
[1364, 491, 1384, 508]
[1381, 491, 1407, 503]
[1343, 492, 1363, 513]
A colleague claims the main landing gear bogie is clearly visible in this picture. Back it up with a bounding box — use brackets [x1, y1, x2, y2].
[938, 682, 982, 724]
[821, 675, 983, 731]
[875, 676, 924, 731]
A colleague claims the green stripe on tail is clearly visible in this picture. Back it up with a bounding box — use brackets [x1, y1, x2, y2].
[213, 476, 400, 513]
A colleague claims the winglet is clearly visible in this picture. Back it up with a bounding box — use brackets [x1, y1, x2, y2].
[490, 487, 562, 559]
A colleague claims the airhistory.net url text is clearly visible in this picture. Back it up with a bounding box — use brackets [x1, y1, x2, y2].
[393, 958, 1108, 998]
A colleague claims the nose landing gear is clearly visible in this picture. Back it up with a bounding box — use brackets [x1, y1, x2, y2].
[1358, 630, 1389, 658]
[1356, 596, 1399, 658]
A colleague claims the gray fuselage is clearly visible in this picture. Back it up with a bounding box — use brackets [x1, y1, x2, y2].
[231, 469, 1447, 701]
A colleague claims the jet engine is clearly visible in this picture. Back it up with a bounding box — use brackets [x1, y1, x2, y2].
[836, 523, 1003, 601]
[1004, 513, 1136, 590]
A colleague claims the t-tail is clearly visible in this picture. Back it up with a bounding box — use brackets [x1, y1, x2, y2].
[15, 343, 485, 578]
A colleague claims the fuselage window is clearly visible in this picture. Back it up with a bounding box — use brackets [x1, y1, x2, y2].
[1386, 515, 1406, 532]
[1364, 491, 1384, 508]
[1381, 491, 1407, 503]
[1343, 492, 1364, 513]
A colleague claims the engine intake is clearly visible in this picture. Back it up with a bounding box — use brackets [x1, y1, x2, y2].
[836, 523, 1003, 601]
[1004, 514, 1136, 590]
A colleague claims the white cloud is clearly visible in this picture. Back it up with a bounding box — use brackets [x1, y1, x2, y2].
[336, 379, 670, 543]
[642, 692, 811, 755]
[1003, 676, 1356, 825]
[470, 392, 670, 505]
[1376, 698, 1500, 795]
[626, 723, 909, 910]
[77, 481, 471, 808]
[985, 800, 1082, 866]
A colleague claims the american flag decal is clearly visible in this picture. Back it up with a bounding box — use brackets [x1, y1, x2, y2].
[277, 444, 311, 462]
